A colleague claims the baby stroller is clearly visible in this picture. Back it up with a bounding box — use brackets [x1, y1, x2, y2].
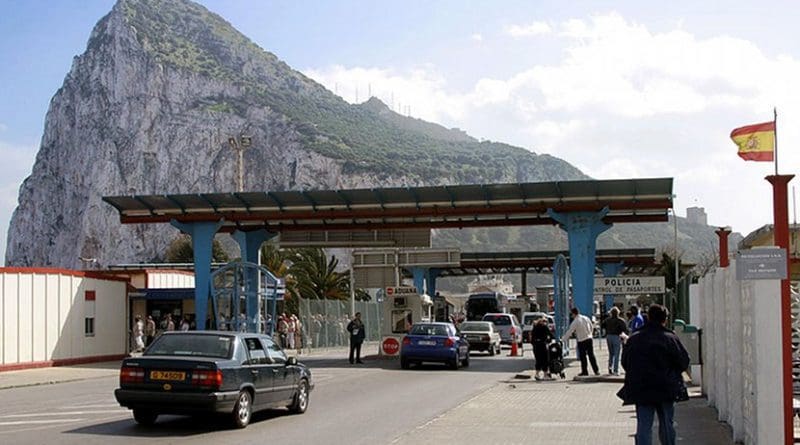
[547, 339, 566, 379]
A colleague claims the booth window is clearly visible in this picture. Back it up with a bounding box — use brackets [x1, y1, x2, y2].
[392, 310, 412, 334]
[84, 290, 96, 336]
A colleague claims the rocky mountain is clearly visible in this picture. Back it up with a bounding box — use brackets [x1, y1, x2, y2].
[6, 0, 732, 269]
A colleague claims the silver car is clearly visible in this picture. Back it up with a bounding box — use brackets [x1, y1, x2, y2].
[481, 313, 523, 348]
[458, 321, 502, 356]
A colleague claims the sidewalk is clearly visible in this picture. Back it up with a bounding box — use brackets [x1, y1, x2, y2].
[0, 342, 737, 444]
[392, 344, 737, 445]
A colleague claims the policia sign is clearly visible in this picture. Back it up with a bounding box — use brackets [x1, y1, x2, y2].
[594, 276, 666, 294]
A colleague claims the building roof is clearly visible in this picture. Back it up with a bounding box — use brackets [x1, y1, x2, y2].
[103, 178, 673, 233]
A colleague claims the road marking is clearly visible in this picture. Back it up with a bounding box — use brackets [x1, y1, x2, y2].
[0, 410, 124, 418]
[0, 419, 84, 426]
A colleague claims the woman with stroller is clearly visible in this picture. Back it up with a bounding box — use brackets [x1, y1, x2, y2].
[531, 317, 553, 380]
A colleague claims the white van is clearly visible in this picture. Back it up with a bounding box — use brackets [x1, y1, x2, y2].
[481, 313, 523, 348]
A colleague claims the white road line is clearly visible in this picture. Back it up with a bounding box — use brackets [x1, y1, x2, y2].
[0, 410, 124, 418]
[0, 419, 84, 426]
[67, 403, 120, 408]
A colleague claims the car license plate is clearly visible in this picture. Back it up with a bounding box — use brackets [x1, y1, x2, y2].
[418, 340, 436, 346]
[468, 335, 480, 340]
[150, 370, 186, 381]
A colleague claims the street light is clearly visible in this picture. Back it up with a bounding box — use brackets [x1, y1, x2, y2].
[228, 134, 252, 192]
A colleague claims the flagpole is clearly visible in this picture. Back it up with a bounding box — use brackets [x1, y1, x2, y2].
[774, 107, 778, 175]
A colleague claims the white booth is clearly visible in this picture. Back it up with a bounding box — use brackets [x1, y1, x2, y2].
[380, 286, 433, 356]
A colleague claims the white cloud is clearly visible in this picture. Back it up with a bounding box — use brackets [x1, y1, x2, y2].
[506, 21, 552, 38]
[303, 12, 800, 236]
[471, 33, 483, 42]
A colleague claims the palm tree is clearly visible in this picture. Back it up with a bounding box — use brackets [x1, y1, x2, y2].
[288, 248, 350, 301]
[259, 242, 298, 314]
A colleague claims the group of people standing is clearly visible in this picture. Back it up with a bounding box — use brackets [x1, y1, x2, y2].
[276, 313, 304, 353]
[131, 313, 192, 353]
[532, 303, 688, 445]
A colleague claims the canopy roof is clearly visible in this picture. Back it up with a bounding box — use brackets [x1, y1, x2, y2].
[441, 248, 658, 276]
[103, 178, 673, 233]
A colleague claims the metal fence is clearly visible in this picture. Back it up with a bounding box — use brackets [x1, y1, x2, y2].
[295, 298, 384, 352]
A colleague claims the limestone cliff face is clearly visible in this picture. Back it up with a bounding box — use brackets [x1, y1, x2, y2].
[5, 0, 587, 268]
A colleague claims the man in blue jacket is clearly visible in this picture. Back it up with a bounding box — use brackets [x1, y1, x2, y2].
[620, 304, 690, 445]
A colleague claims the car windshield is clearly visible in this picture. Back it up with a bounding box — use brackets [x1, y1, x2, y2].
[483, 315, 511, 325]
[410, 324, 450, 336]
[146, 334, 233, 358]
[459, 322, 490, 332]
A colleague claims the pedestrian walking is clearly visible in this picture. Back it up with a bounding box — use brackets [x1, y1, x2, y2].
[347, 312, 366, 364]
[277, 314, 289, 348]
[180, 316, 190, 331]
[561, 307, 599, 376]
[618, 304, 690, 445]
[144, 315, 156, 346]
[603, 307, 628, 375]
[531, 318, 552, 379]
[629, 305, 645, 332]
[132, 316, 145, 353]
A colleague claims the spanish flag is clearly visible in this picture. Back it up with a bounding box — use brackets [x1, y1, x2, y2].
[730, 121, 775, 162]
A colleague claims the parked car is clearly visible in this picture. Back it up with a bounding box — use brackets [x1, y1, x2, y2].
[482, 313, 523, 349]
[114, 331, 313, 428]
[458, 321, 502, 356]
[400, 322, 470, 370]
[521, 312, 555, 343]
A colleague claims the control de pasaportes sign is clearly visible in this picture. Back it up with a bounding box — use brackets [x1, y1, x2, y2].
[735, 248, 788, 280]
[594, 276, 666, 294]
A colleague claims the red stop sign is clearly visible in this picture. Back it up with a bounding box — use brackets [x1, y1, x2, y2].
[382, 337, 400, 355]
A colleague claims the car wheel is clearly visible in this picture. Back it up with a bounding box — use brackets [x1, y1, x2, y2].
[132, 409, 157, 426]
[400, 357, 410, 369]
[288, 379, 309, 414]
[231, 390, 252, 428]
[488, 345, 495, 356]
[450, 355, 460, 370]
[495, 344, 502, 355]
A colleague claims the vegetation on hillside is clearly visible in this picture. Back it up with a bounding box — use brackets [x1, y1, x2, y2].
[117, 0, 588, 183]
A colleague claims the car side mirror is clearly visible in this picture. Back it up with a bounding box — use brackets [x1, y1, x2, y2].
[286, 356, 298, 366]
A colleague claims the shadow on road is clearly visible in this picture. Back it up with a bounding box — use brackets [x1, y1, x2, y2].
[297, 353, 537, 374]
[65, 409, 296, 437]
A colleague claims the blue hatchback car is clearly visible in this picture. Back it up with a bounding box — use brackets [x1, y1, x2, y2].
[400, 322, 470, 370]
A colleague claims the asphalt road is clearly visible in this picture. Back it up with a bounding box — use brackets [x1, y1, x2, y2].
[0, 349, 532, 445]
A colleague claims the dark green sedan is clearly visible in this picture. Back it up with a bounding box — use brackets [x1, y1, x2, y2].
[114, 331, 313, 428]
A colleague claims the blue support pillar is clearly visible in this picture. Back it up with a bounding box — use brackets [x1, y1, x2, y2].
[410, 267, 426, 295]
[425, 268, 440, 296]
[233, 229, 277, 332]
[171, 219, 224, 331]
[599, 262, 625, 314]
[548, 207, 612, 318]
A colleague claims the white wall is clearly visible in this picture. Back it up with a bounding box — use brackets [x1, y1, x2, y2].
[0, 269, 128, 368]
[690, 260, 783, 444]
[147, 270, 194, 288]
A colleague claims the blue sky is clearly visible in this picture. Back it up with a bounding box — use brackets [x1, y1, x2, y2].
[1, 0, 799, 262]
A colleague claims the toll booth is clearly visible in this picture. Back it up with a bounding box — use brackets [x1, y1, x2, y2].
[380, 286, 433, 356]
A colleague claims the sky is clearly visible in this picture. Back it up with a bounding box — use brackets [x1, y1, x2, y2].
[1, 0, 799, 262]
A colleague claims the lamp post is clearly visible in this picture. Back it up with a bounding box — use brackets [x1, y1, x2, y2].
[228, 134, 252, 192]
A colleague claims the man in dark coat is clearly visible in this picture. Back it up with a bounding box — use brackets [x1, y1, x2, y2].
[347, 312, 366, 364]
[620, 304, 690, 445]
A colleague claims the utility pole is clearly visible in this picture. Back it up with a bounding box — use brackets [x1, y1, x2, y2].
[228, 134, 252, 192]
